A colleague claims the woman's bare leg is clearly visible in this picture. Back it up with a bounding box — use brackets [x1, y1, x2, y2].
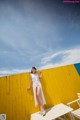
[36, 86, 45, 112]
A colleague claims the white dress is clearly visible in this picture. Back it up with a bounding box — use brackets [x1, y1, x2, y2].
[30, 73, 46, 107]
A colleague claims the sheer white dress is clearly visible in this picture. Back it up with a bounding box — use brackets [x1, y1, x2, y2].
[30, 73, 46, 107]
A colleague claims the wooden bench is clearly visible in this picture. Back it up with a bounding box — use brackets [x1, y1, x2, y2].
[67, 98, 80, 120]
[31, 103, 73, 120]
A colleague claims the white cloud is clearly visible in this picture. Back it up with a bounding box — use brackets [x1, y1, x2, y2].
[41, 51, 63, 64]
[0, 47, 80, 77]
[0, 2, 80, 77]
[39, 47, 80, 70]
[0, 68, 30, 77]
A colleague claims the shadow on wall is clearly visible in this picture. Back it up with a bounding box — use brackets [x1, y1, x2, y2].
[40, 73, 54, 109]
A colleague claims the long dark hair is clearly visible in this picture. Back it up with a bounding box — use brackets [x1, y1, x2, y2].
[31, 66, 37, 73]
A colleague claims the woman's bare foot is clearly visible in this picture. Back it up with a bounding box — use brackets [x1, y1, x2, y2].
[39, 110, 46, 116]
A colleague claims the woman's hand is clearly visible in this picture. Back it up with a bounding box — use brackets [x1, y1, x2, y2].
[27, 75, 33, 91]
[27, 86, 31, 91]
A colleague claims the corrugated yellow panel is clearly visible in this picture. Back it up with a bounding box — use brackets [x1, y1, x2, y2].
[5, 76, 10, 119]
[0, 64, 80, 120]
[0, 77, 2, 113]
[9, 76, 13, 120]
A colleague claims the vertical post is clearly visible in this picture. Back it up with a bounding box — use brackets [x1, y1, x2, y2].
[69, 112, 75, 120]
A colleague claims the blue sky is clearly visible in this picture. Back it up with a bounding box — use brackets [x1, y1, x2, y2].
[0, 0, 80, 76]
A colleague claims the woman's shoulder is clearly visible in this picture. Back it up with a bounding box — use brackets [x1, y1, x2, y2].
[30, 73, 34, 77]
[30, 73, 33, 76]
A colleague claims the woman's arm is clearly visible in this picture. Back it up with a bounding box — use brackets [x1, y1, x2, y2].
[39, 71, 42, 78]
[27, 74, 33, 90]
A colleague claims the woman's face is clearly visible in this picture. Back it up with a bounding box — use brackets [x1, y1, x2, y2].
[32, 68, 37, 74]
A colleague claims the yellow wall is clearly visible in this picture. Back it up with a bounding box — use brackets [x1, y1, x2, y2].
[0, 64, 80, 120]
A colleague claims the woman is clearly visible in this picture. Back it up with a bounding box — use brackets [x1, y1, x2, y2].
[27, 67, 46, 116]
